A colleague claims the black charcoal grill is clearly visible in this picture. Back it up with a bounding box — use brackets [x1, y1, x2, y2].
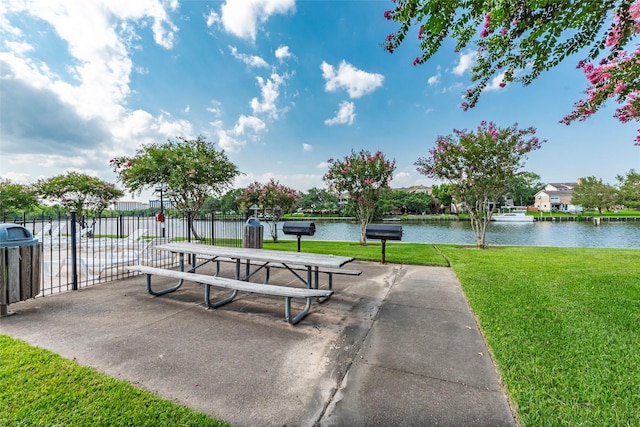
[282, 221, 316, 252]
[365, 224, 402, 264]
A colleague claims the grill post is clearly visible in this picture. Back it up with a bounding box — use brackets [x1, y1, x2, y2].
[381, 239, 387, 264]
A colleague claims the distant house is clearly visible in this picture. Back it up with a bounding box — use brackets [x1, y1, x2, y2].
[534, 182, 578, 212]
[393, 185, 433, 195]
[113, 201, 150, 211]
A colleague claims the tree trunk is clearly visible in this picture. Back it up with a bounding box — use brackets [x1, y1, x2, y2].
[189, 217, 200, 241]
[268, 220, 278, 242]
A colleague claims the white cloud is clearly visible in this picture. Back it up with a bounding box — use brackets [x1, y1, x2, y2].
[325, 101, 355, 126]
[427, 65, 441, 86]
[321, 60, 384, 98]
[229, 45, 269, 68]
[427, 74, 440, 85]
[484, 70, 508, 91]
[0, 0, 195, 186]
[393, 172, 411, 183]
[302, 143, 312, 151]
[216, 0, 295, 41]
[249, 73, 287, 119]
[207, 100, 223, 117]
[275, 45, 291, 61]
[453, 50, 477, 76]
[205, 10, 220, 27]
[3, 41, 34, 55]
[184, 105, 190, 113]
[316, 162, 329, 169]
[233, 115, 266, 135]
[234, 172, 323, 193]
[217, 129, 245, 152]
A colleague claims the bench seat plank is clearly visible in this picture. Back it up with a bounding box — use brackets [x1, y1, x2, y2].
[127, 265, 332, 325]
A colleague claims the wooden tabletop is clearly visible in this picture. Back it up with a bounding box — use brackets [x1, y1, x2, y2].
[155, 242, 354, 269]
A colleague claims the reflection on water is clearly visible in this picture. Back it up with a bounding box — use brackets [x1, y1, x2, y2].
[279, 220, 640, 248]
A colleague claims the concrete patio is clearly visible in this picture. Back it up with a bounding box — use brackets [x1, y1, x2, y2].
[1, 260, 516, 427]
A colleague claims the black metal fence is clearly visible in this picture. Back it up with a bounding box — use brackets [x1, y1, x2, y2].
[1, 211, 245, 297]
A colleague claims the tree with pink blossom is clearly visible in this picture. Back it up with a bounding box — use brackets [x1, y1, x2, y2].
[237, 179, 301, 242]
[383, 1, 640, 144]
[561, 3, 640, 144]
[323, 149, 396, 245]
[415, 121, 544, 248]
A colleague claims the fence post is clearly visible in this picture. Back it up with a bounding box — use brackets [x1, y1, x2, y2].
[187, 212, 192, 243]
[210, 212, 215, 245]
[119, 214, 124, 238]
[70, 211, 78, 291]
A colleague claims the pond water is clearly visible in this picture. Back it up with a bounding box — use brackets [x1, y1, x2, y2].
[271, 220, 640, 249]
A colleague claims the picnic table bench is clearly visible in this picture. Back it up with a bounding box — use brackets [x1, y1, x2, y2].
[128, 265, 332, 325]
[127, 243, 355, 325]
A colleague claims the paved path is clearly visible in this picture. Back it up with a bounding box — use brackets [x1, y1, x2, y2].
[1, 261, 515, 426]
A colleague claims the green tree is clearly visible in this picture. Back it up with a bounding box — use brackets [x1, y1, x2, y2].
[376, 188, 405, 217]
[383, 1, 640, 143]
[616, 169, 640, 208]
[0, 179, 39, 215]
[111, 136, 240, 240]
[35, 172, 123, 233]
[431, 184, 453, 212]
[572, 176, 619, 214]
[404, 191, 433, 214]
[506, 172, 545, 207]
[377, 189, 432, 217]
[323, 149, 396, 245]
[298, 187, 339, 216]
[415, 121, 544, 248]
[237, 179, 301, 242]
[219, 188, 244, 214]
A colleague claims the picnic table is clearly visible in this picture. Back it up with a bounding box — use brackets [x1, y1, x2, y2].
[127, 242, 356, 324]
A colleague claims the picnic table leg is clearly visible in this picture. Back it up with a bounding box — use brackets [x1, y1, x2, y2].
[145, 271, 184, 296]
[317, 267, 332, 304]
[285, 296, 313, 325]
[204, 284, 238, 309]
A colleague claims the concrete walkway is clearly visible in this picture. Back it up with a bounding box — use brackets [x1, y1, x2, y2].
[1, 261, 516, 427]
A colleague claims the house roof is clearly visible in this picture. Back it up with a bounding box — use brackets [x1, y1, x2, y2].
[534, 189, 575, 197]
[547, 182, 578, 190]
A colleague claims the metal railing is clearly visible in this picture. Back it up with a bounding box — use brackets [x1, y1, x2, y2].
[2, 211, 245, 297]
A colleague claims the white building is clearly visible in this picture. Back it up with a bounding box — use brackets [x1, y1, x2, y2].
[534, 182, 578, 212]
[113, 201, 149, 211]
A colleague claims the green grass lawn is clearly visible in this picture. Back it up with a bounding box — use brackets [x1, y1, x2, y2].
[437, 245, 640, 426]
[0, 336, 228, 427]
[3, 240, 639, 426]
[263, 239, 449, 266]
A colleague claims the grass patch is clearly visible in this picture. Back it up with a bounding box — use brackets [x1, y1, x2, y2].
[0, 335, 228, 427]
[263, 239, 449, 266]
[437, 245, 640, 426]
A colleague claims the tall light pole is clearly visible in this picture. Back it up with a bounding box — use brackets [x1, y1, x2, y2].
[155, 186, 165, 237]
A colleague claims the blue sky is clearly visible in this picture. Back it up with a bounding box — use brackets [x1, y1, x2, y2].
[1, 0, 639, 202]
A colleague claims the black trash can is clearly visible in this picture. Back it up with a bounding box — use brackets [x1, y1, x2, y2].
[242, 217, 264, 249]
[0, 224, 42, 316]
